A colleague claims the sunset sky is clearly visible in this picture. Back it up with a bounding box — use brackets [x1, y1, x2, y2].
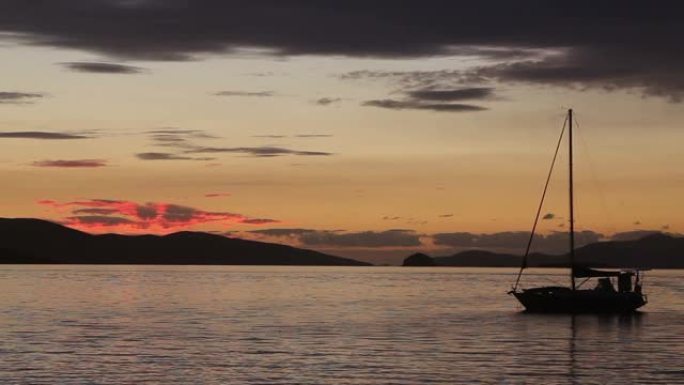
[1, 1, 682, 263]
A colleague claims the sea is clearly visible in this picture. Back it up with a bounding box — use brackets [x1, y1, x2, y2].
[1, 265, 683, 385]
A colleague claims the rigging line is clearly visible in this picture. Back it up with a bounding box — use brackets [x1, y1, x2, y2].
[574, 115, 617, 236]
[512, 115, 568, 292]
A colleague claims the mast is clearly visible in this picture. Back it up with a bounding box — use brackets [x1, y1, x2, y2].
[568, 109, 576, 291]
[511, 113, 567, 292]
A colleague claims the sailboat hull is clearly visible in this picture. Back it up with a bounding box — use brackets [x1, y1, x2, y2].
[513, 287, 646, 313]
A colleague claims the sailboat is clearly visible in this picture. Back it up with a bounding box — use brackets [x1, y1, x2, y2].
[509, 109, 647, 313]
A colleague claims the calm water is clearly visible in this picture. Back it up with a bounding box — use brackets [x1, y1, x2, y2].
[1, 266, 684, 385]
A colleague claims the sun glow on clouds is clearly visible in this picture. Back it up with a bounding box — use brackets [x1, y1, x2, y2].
[38, 199, 278, 233]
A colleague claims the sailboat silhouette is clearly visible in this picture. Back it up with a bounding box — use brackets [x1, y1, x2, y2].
[509, 109, 647, 313]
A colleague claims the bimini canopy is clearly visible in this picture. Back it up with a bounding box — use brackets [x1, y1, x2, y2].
[573, 266, 629, 278]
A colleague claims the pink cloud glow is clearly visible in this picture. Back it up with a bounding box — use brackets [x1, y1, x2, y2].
[38, 198, 278, 233]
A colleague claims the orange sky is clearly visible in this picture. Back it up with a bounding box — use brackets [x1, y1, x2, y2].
[1, 30, 683, 263]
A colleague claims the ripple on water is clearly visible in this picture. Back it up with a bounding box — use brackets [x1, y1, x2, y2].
[0, 266, 683, 385]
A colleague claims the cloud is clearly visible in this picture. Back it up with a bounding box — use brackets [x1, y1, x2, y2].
[294, 134, 334, 138]
[240, 218, 279, 225]
[61, 62, 146, 74]
[250, 228, 319, 237]
[0, 131, 90, 139]
[2, 2, 682, 99]
[66, 215, 135, 226]
[185, 146, 333, 157]
[432, 230, 604, 254]
[542, 213, 555, 220]
[252, 134, 333, 139]
[362, 99, 486, 112]
[340, 70, 467, 89]
[406, 87, 494, 101]
[72, 208, 120, 215]
[139, 128, 331, 159]
[39, 198, 278, 233]
[439, 214, 454, 218]
[143, 128, 219, 153]
[249, 228, 422, 248]
[362, 86, 494, 112]
[314, 97, 341, 106]
[253, 135, 288, 139]
[135, 152, 214, 161]
[204, 192, 231, 198]
[214, 91, 274, 97]
[147, 128, 216, 137]
[467, 48, 684, 101]
[0, 92, 45, 104]
[31, 159, 107, 168]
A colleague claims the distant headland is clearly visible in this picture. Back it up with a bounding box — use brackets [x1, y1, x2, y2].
[0, 218, 370, 266]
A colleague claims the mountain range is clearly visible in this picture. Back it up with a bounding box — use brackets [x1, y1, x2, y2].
[404, 233, 684, 269]
[0, 218, 370, 266]
[2, 218, 682, 268]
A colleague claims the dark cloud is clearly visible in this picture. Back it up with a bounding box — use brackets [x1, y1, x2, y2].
[204, 192, 231, 198]
[432, 230, 603, 254]
[382, 216, 401, 220]
[144, 128, 218, 151]
[135, 152, 214, 161]
[300, 230, 421, 248]
[31, 159, 107, 168]
[340, 70, 467, 89]
[240, 218, 280, 225]
[253, 135, 288, 139]
[314, 97, 341, 106]
[250, 228, 319, 237]
[294, 134, 334, 138]
[185, 146, 333, 157]
[362, 99, 486, 112]
[406, 87, 494, 101]
[65, 215, 134, 226]
[0, 92, 45, 104]
[252, 134, 333, 139]
[0, 131, 90, 139]
[1, 2, 682, 99]
[250, 228, 422, 248]
[72, 208, 120, 215]
[439, 214, 454, 218]
[362, 86, 494, 112]
[467, 47, 684, 101]
[214, 91, 274, 97]
[542, 213, 555, 220]
[61, 62, 146, 74]
[140, 129, 331, 159]
[147, 128, 215, 136]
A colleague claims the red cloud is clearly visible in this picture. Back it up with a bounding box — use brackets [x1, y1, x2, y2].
[32, 159, 107, 168]
[38, 199, 278, 233]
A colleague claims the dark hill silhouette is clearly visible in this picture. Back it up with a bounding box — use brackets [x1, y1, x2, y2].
[434, 250, 522, 267]
[402, 253, 436, 266]
[0, 218, 370, 266]
[405, 233, 684, 268]
[573, 233, 684, 269]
